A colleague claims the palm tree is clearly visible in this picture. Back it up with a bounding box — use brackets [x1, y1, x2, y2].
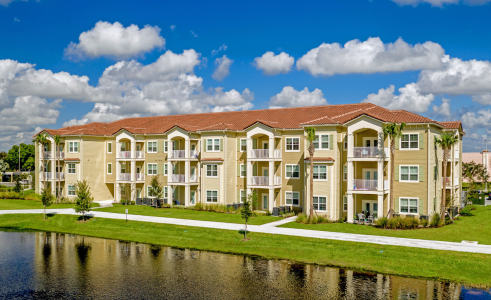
[54, 135, 61, 204]
[383, 122, 406, 218]
[305, 127, 316, 219]
[435, 132, 458, 221]
[32, 133, 49, 193]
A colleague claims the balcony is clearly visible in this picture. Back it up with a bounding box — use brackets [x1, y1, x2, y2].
[135, 151, 145, 159]
[54, 172, 65, 180]
[136, 173, 145, 181]
[118, 173, 131, 181]
[119, 151, 131, 159]
[55, 152, 65, 159]
[43, 151, 52, 159]
[170, 150, 185, 159]
[190, 174, 198, 182]
[169, 174, 186, 183]
[190, 150, 199, 159]
[249, 176, 281, 186]
[39, 172, 51, 180]
[352, 147, 388, 158]
[353, 179, 378, 191]
[249, 149, 282, 159]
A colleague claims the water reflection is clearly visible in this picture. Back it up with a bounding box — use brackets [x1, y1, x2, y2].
[0, 230, 490, 299]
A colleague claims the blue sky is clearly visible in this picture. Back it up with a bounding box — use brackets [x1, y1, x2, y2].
[1, 0, 491, 151]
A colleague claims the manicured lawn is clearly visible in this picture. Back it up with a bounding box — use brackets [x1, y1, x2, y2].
[281, 205, 491, 245]
[97, 204, 277, 225]
[0, 199, 100, 210]
[0, 214, 490, 287]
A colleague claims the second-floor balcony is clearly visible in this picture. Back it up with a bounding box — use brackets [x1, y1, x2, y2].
[135, 151, 145, 159]
[249, 149, 282, 159]
[118, 173, 131, 181]
[170, 150, 185, 159]
[249, 176, 281, 186]
[43, 151, 52, 159]
[352, 147, 388, 158]
[54, 172, 65, 180]
[119, 151, 131, 159]
[39, 172, 51, 180]
[169, 174, 185, 183]
[352, 179, 389, 191]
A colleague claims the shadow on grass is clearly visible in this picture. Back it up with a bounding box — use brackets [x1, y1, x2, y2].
[77, 215, 94, 222]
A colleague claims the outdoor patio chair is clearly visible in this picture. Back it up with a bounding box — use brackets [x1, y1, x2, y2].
[367, 216, 374, 223]
[358, 213, 366, 223]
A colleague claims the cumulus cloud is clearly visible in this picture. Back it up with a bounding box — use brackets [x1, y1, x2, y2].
[362, 83, 434, 113]
[212, 44, 228, 56]
[432, 98, 451, 119]
[462, 109, 491, 129]
[212, 55, 233, 81]
[391, 0, 490, 6]
[170, 25, 176, 31]
[269, 86, 327, 109]
[254, 52, 294, 75]
[14, 18, 20, 22]
[296, 37, 445, 76]
[64, 21, 165, 60]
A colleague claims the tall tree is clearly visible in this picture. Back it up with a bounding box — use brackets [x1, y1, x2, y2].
[435, 132, 458, 220]
[305, 127, 316, 219]
[0, 151, 7, 160]
[0, 159, 9, 173]
[32, 133, 49, 192]
[5, 143, 35, 171]
[149, 175, 163, 199]
[74, 180, 93, 222]
[383, 122, 406, 218]
[54, 135, 61, 204]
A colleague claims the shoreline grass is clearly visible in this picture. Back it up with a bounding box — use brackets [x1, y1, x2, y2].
[0, 213, 490, 287]
[0, 199, 100, 210]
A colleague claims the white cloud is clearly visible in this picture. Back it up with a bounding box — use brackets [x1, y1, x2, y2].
[296, 37, 445, 76]
[254, 52, 294, 75]
[362, 83, 434, 113]
[391, 0, 490, 6]
[269, 86, 327, 109]
[212, 44, 228, 56]
[64, 21, 165, 60]
[432, 98, 451, 119]
[462, 109, 491, 129]
[170, 25, 176, 31]
[464, 0, 491, 5]
[0, 0, 15, 6]
[212, 55, 233, 81]
[14, 17, 20, 22]
[190, 30, 198, 38]
[472, 94, 491, 105]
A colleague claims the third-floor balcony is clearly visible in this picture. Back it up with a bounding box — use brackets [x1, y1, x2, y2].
[54, 172, 65, 180]
[118, 173, 131, 181]
[170, 150, 185, 159]
[43, 151, 52, 159]
[135, 151, 145, 159]
[119, 151, 131, 159]
[352, 179, 389, 191]
[168, 173, 199, 184]
[249, 149, 282, 159]
[249, 176, 281, 186]
[352, 147, 388, 158]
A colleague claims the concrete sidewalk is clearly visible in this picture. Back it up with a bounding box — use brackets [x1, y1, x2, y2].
[1, 209, 491, 255]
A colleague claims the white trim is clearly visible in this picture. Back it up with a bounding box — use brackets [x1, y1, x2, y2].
[107, 142, 112, 154]
[68, 184, 76, 196]
[399, 132, 419, 150]
[147, 140, 158, 153]
[206, 138, 221, 152]
[285, 137, 300, 152]
[285, 191, 300, 206]
[312, 164, 328, 181]
[313, 195, 327, 211]
[67, 163, 76, 174]
[399, 165, 419, 182]
[261, 192, 268, 210]
[313, 134, 329, 150]
[239, 164, 246, 178]
[362, 137, 379, 148]
[285, 164, 300, 179]
[147, 163, 158, 175]
[362, 168, 377, 180]
[206, 189, 219, 203]
[164, 141, 168, 153]
[239, 138, 247, 152]
[68, 141, 79, 153]
[107, 163, 112, 175]
[240, 189, 246, 203]
[399, 197, 419, 215]
[206, 164, 218, 178]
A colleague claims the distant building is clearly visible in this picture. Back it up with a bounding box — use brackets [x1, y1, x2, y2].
[462, 150, 490, 182]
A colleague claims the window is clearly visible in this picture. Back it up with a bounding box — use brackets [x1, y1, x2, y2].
[343, 165, 347, 181]
[343, 196, 348, 211]
[240, 139, 247, 152]
[285, 192, 300, 206]
[206, 164, 218, 177]
[164, 141, 168, 153]
[313, 196, 327, 211]
[147, 186, 154, 197]
[68, 185, 76, 196]
[206, 190, 218, 203]
[286, 138, 300, 151]
[313, 135, 329, 150]
[207, 138, 220, 152]
[107, 142, 112, 153]
[164, 164, 168, 176]
[286, 164, 300, 179]
[191, 191, 196, 205]
[121, 142, 126, 151]
[148, 163, 157, 175]
[400, 198, 418, 214]
[68, 142, 79, 153]
[147, 141, 157, 153]
[240, 190, 246, 203]
[313, 165, 327, 180]
[240, 164, 246, 177]
[400, 166, 418, 182]
[121, 164, 126, 173]
[107, 163, 112, 174]
[344, 136, 347, 151]
[401, 134, 419, 149]
[67, 163, 76, 174]
[164, 187, 168, 199]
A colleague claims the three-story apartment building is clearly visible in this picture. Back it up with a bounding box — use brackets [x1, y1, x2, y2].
[35, 103, 463, 221]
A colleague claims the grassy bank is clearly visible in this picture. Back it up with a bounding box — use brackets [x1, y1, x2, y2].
[282, 205, 491, 245]
[0, 214, 490, 287]
[0, 199, 100, 210]
[97, 204, 277, 225]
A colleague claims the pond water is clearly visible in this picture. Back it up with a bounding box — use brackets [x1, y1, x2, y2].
[0, 230, 490, 299]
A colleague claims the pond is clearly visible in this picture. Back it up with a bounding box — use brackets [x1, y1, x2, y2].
[0, 230, 490, 299]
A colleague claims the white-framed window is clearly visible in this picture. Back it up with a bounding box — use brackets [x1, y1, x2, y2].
[240, 139, 247, 152]
[147, 186, 155, 198]
[313, 165, 327, 180]
[164, 164, 168, 176]
[240, 164, 246, 177]
[313, 135, 329, 150]
[207, 138, 220, 152]
[285, 191, 300, 206]
[285, 137, 300, 152]
[206, 190, 218, 203]
[148, 163, 158, 175]
[206, 164, 218, 177]
[343, 135, 347, 151]
[120, 142, 126, 151]
[68, 185, 76, 196]
[164, 141, 168, 153]
[343, 196, 348, 211]
[313, 196, 327, 211]
[68, 141, 79, 153]
[400, 198, 418, 214]
[240, 190, 246, 203]
[121, 163, 126, 173]
[164, 186, 168, 199]
[343, 165, 347, 181]
[67, 163, 76, 174]
[400, 165, 418, 182]
[147, 141, 157, 153]
[400, 133, 419, 149]
[107, 142, 112, 153]
[107, 163, 112, 175]
[191, 191, 196, 205]
[285, 164, 300, 179]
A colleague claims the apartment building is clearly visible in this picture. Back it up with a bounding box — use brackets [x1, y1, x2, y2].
[35, 103, 464, 221]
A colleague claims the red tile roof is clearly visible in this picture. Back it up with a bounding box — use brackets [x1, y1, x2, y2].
[439, 121, 462, 130]
[304, 157, 335, 162]
[200, 158, 224, 162]
[39, 103, 462, 137]
[64, 158, 80, 161]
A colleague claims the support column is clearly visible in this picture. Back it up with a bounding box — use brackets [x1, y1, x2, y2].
[115, 183, 121, 203]
[130, 160, 136, 182]
[269, 136, 274, 158]
[268, 160, 274, 186]
[185, 185, 190, 206]
[131, 140, 136, 159]
[168, 185, 173, 204]
[268, 188, 274, 213]
[377, 160, 383, 192]
[347, 161, 354, 191]
[185, 139, 190, 159]
[347, 193, 354, 223]
[347, 133, 354, 157]
[377, 194, 383, 219]
[185, 161, 190, 184]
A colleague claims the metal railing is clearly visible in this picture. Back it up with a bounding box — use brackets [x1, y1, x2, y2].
[190, 150, 198, 158]
[352, 147, 388, 158]
[43, 151, 52, 159]
[190, 174, 198, 182]
[274, 176, 281, 185]
[54, 172, 65, 180]
[39, 172, 52, 180]
[274, 149, 282, 158]
[119, 151, 131, 159]
[170, 150, 185, 159]
[250, 149, 269, 159]
[250, 176, 269, 186]
[169, 174, 186, 183]
[353, 179, 378, 191]
[55, 152, 65, 159]
[136, 173, 144, 181]
[135, 151, 145, 159]
[118, 173, 131, 181]
[384, 179, 389, 190]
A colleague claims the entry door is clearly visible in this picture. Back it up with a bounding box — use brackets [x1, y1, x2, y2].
[364, 170, 378, 180]
[191, 167, 196, 181]
[263, 195, 268, 210]
[263, 142, 268, 150]
[363, 201, 378, 218]
[137, 145, 141, 151]
[136, 188, 141, 199]
[365, 139, 378, 148]
[263, 168, 268, 177]
[191, 191, 196, 205]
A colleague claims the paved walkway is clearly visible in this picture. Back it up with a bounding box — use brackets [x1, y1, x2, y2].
[1, 209, 491, 255]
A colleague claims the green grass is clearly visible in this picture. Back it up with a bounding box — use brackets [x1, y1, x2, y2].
[97, 204, 277, 225]
[0, 199, 100, 210]
[281, 206, 491, 245]
[0, 214, 490, 287]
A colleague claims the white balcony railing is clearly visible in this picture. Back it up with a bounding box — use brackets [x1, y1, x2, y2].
[250, 149, 268, 159]
[54, 172, 65, 180]
[353, 179, 378, 191]
[170, 150, 185, 159]
[274, 149, 282, 158]
[39, 172, 51, 180]
[118, 173, 131, 181]
[55, 152, 65, 159]
[384, 179, 389, 190]
[169, 174, 186, 183]
[250, 176, 269, 186]
[43, 151, 52, 159]
[274, 176, 281, 185]
[119, 151, 131, 159]
[190, 150, 198, 158]
[352, 147, 388, 158]
[136, 173, 144, 181]
[135, 151, 145, 159]
[190, 174, 198, 182]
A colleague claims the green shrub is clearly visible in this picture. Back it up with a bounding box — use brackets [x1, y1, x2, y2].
[173, 205, 186, 209]
[460, 206, 474, 216]
[162, 203, 171, 208]
[430, 213, 442, 227]
[420, 218, 429, 228]
[375, 217, 389, 228]
[296, 213, 308, 224]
